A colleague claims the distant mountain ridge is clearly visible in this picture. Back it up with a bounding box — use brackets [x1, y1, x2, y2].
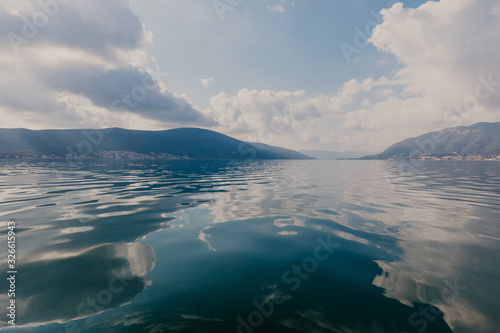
[0, 127, 313, 160]
[363, 121, 500, 160]
[300, 150, 374, 160]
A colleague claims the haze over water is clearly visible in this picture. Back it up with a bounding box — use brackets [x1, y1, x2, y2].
[0, 160, 499, 332]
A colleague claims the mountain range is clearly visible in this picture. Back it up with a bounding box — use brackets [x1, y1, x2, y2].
[300, 150, 374, 160]
[2, 122, 499, 161]
[363, 121, 500, 160]
[0, 127, 312, 160]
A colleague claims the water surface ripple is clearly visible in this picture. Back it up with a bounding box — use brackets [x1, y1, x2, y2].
[0, 160, 499, 332]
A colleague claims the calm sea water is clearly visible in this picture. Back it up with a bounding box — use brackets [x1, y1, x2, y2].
[0, 160, 499, 333]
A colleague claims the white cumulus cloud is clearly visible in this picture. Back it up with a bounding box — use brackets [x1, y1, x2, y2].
[200, 77, 214, 89]
[267, 5, 285, 13]
[343, 0, 500, 149]
[0, 0, 215, 129]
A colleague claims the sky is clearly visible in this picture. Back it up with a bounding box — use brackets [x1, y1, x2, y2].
[0, 0, 499, 152]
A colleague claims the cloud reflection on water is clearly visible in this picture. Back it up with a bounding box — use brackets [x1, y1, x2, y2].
[0, 160, 498, 332]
